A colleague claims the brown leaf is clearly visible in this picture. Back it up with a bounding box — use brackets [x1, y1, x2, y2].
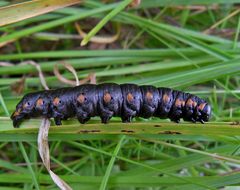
[0, 0, 81, 27]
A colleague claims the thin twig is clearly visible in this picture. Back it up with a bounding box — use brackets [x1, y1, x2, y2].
[75, 22, 120, 44]
[53, 61, 80, 86]
[53, 61, 96, 86]
[0, 60, 49, 90]
[203, 9, 240, 34]
[20, 61, 49, 90]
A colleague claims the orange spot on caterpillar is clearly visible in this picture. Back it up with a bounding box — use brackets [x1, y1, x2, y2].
[104, 92, 111, 103]
[175, 99, 181, 107]
[146, 92, 153, 101]
[36, 98, 43, 107]
[198, 103, 206, 111]
[193, 101, 197, 107]
[186, 99, 193, 106]
[77, 94, 85, 104]
[13, 108, 21, 117]
[175, 99, 185, 107]
[127, 93, 134, 102]
[23, 102, 30, 108]
[186, 99, 197, 107]
[163, 94, 170, 103]
[53, 97, 60, 106]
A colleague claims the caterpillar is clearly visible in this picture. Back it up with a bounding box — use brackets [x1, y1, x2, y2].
[11, 83, 211, 128]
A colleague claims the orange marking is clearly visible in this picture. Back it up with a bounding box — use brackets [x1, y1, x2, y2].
[193, 101, 197, 107]
[23, 102, 29, 108]
[77, 94, 85, 104]
[186, 99, 193, 107]
[53, 97, 60, 106]
[163, 94, 170, 103]
[13, 108, 21, 117]
[36, 98, 43, 107]
[175, 99, 181, 107]
[13, 111, 19, 117]
[146, 92, 153, 101]
[104, 93, 112, 103]
[198, 103, 206, 111]
[186, 99, 197, 107]
[127, 93, 134, 102]
[175, 99, 185, 107]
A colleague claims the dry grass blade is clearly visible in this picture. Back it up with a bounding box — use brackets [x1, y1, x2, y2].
[0, 0, 81, 27]
[21, 61, 49, 90]
[54, 62, 97, 85]
[54, 62, 80, 86]
[38, 118, 72, 190]
[0, 61, 14, 66]
[128, 0, 141, 8]
[0, 60, 49, 90]
[75, 22, 120, 44]
[79, 72, 97, 85]
[38, 119, 50, 170]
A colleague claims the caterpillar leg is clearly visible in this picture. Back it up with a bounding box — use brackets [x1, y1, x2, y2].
[76, 112, 91, 124]
[169, 109, 182, 123]
[170, 117, 180, 123]
[101, 116, 111, 124]
[99, 99, 114, 123]
[78, 117, 90, 124]
[54, 117, 62, 125]
[121, 115, 132, 123]
[99, 109, 113, 123]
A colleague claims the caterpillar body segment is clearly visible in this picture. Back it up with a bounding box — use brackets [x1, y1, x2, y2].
[11, 83, 211, 128]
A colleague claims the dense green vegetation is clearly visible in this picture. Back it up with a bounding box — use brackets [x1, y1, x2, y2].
[0, 0, 240, 189]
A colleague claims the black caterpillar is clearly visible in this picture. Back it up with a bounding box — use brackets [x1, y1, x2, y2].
[11, 83, 211, 128]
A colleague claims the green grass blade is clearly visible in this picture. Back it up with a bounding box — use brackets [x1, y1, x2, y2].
[0, 2, 119, 44]
[99, 135, 125, 190]
[81, 0, 132, 46]
[18, 142, 40, 190]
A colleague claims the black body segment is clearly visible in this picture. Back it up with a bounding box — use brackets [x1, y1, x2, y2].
[168, 90, 190, 123]
[139, 85, 159, 119]
[50, 88, 76, 125]
[120, 84, 142, 123]
[73, 84, 98, 124]
[11, 83, 211, 128]
[97, 83, 123, 123]
[157, 88, 176, 119]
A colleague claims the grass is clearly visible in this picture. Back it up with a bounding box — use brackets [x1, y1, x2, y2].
[0, 0, 240, 189]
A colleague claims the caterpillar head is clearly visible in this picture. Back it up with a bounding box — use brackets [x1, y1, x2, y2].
[11, 92, 41, 128]
[198, 103, 211, 123]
